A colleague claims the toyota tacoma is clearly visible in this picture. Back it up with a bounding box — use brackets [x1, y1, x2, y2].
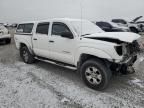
[14, 18, 142, 90]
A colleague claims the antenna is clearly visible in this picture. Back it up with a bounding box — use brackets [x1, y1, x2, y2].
[80, 0, 85, 36]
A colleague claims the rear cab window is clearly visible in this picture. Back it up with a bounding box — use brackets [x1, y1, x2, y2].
[16, 23, 34, 34]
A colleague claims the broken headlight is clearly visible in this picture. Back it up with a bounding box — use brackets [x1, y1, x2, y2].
[114, 46, 123, 56]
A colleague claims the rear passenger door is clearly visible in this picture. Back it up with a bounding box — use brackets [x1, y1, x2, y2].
[32, 22, 51, 58]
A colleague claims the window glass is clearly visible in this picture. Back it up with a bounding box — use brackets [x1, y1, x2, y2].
[96, 22, 112, 28]
[112, 19, 127, 24]
[16, 23, 33, 33]
[16, 24, 25, 33]
[52, 22, 71, 36]
[36, 22, 49, 35]
[103, 22, 112, 28]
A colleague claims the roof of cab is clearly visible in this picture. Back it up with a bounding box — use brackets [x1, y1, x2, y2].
[18, 18, 88, 24]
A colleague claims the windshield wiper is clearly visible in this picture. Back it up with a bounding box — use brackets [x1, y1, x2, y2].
[81, 34, 91, 37]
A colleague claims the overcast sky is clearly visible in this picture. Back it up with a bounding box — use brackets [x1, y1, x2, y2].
[0, 0, 144, 23]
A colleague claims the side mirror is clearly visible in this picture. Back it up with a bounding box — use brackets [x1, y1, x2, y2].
[61, 32, 73, 39]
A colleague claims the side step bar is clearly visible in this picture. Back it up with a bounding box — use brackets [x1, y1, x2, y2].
[35, 56, 77, 70]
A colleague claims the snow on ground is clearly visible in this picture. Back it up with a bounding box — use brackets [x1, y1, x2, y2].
[0, 37, 144, 108]
[0, 62, 71, 108]
[0, 59, 141, 108]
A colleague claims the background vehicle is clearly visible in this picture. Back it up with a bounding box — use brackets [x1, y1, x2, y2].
[9, 23, 18, 28]
[0, 25, 11, 44]
[14, 18, 141, 90]
[131, 16, 144, 32]
[112, 17, 144, 33]
[96, 21, 129, 32]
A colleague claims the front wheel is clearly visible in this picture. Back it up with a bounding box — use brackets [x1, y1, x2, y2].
[80, 59, 112, 91]
[20, 46, 35, 64]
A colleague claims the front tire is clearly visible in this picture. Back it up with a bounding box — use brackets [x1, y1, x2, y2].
[80, 59, 112, 90]
[20, 46, 35, 64]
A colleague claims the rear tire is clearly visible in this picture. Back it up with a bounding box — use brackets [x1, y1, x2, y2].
[5, 38, 11, 44]
[20, 46, 35, 64]
[80, 59, 112, 91]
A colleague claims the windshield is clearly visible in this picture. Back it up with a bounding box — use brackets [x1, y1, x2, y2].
[71, 20, 104, 36]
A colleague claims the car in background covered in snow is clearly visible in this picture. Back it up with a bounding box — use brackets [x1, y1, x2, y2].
[112, 16, 144, 33]
[96, 21, 129, 32]
[0, 24, 11, 44]
[14, 18, 142, 90]
[130, 16, 144, 32]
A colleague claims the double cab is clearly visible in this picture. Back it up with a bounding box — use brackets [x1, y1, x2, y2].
[14, 18, 142, 90]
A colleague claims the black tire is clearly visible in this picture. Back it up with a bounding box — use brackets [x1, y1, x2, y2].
[80, 59, 112, 91]
[5, 38, 11, 44]
[20, 46, 35, 64]
[130, 27, 139, 33]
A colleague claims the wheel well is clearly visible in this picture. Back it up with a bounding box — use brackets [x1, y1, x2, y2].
[77, 54, 115, 74]
[20, 43, 26, 48]
[20, 43, 34, 55]
[78, 54, 106, 67]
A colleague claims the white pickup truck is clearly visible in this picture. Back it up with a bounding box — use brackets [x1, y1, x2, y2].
[14, 18, 142, 90]
[0, 25, 11, 44]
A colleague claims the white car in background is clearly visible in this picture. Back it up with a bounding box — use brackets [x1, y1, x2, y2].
[0, 25, 11, 44]
[112, 17, 144, 33]
[108, 21, 130, 32]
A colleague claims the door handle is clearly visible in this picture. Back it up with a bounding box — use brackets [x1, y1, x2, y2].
[33, 38, 37, 40]
[49, 40, 54, 43]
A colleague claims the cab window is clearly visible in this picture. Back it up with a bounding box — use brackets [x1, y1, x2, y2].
[52, 22, 72, 36]
[36, 22, 49, 35]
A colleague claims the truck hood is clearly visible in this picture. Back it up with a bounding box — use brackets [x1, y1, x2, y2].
[83, 32, 140, 43]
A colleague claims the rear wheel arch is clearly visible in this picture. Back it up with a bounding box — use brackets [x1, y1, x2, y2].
[20, 43, 34, 55]
[20, 43, 27, 48]
[20, 45, 35, 64]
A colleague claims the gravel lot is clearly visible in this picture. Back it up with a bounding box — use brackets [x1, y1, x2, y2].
[0, 33, 144, 108]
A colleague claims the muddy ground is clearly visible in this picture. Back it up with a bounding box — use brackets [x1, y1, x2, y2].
[0, 33, 144, 108]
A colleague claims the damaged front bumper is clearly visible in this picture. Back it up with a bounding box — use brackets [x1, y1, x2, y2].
[121, 55, 137, 66]
[110, 55, 138, 75]
[110, 40, 143, 74]
[115, 40, 141, 64]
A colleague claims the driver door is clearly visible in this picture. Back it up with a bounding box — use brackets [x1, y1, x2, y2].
[49, 22, 76, 65]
